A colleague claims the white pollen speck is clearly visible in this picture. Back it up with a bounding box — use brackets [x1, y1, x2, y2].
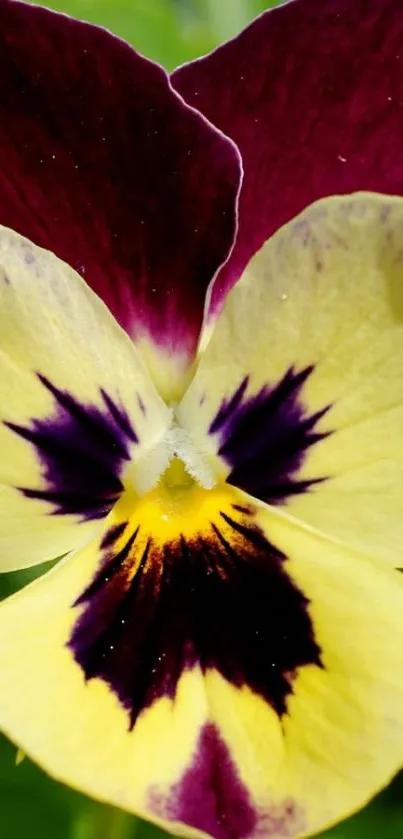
[388, 96, 393, 102]
[161, 514, 168, 521]
[337, 155, 347, 162]
[281, 293, 288, 300]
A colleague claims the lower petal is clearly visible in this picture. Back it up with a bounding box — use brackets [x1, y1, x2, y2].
[1, 484, 403, 838]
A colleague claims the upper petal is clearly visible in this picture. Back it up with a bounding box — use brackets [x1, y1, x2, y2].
[177, 193, 403, 566]
[0, 226, 170, 571]
[172, 0, 403, 325]
[0, 0, 241, 399]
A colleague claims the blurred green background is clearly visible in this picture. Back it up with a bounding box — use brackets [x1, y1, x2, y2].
[1, 0, 403, 837]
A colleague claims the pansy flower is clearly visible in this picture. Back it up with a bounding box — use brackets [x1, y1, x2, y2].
[1, 0, 403, 838]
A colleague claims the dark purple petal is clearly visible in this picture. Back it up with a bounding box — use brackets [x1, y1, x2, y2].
[172, 0, 403, 314]
[69, 506, 322, 728]
[0, 0, 241, 362]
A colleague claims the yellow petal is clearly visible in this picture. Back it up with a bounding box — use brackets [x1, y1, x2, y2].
[0, 226, 170, 570]
[1, 481, 403, 838]
[178, 193, 403, 565]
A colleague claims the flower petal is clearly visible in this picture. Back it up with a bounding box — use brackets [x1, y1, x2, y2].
[172, 0, 403, 325]
[0, 226, 170, 571]
[177, 193, 403, 566]
[0, 0, 241, 399]
[1, 485, 403, 838]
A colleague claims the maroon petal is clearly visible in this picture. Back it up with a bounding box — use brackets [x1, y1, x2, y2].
[172, 0, 403, 315]
[0, 0, 241, 366]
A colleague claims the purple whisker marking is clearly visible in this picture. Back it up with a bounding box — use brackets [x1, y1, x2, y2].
[209, 366, 331, 505]
[100, 521, 129, 550]
[231, 503, 253, 516]
[100, 389, 138, 443]
[69, 510, 322, 730]
[137, 394, 146, 416]
[5, 374, 138, 521]
[210, 378, 249, 435]
[75, 526, 140, 608]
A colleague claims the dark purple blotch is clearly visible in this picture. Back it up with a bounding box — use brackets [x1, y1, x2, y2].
[210, 366, 331, 504]
[5, 374, 137, 521]
[69, 509, 322, 729]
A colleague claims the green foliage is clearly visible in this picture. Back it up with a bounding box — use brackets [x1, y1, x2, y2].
[25, 0, 282, 68]
[1, 1, 402, 837]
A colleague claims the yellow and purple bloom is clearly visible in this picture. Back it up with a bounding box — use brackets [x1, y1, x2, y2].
[1, 0, 403, 837]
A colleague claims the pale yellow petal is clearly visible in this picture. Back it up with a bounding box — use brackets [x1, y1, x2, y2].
[178, 194, 403, 565]
[0, 226, 170, 570]
[1, 482, 403, 837]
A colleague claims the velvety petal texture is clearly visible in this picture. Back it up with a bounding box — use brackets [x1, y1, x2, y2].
[0, 0, 241, 398]
[172, 0, 403, 323]
[177, 194, 403, 566]
[2, 3, 403, 836]
[1, 480, 403, 839]
[0, 226, 170, 571]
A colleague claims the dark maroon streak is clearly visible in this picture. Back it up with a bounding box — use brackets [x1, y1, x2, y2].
[100, 521, 128, 550]
[5, 375, 137, 521]
[173, 724, 256, 839]
[0, 0, 240, 353]
[69, 512, 322, 728]
[172, 0, 403, 314]
[150, 723, 257, 839]
[150, 724, 305, 839]
[210, 366, 330, 505]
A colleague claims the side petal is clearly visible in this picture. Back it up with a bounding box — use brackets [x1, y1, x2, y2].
[0, 0, 241, 399]
[177, 194, 403, 566]
[172, 0, 403, 327]
[1, 484, 403, 838]
[0, 226, 170, 571]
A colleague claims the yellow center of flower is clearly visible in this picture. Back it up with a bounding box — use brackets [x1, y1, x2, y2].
[117, 457, 241, 546]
